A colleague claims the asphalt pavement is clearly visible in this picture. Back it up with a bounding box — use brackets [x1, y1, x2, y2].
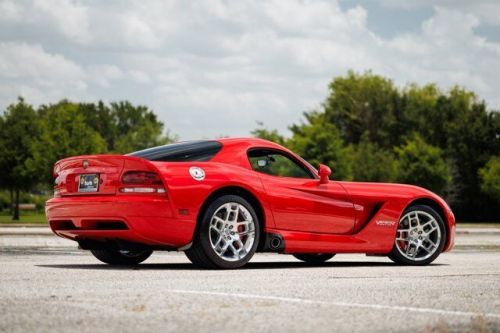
[1, 226, 499, 333]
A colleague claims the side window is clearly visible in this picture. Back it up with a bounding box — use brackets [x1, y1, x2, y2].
[248, 150, 313, 179]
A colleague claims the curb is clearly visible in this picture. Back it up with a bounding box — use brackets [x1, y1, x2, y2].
[0, 224, 48, 228]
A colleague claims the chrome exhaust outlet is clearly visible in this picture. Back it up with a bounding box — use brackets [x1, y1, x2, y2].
[270, 237, 281, 250]
[263, 233, 284, 252]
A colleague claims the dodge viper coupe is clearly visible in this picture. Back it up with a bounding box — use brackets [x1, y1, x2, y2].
[46, 138, 455, 269]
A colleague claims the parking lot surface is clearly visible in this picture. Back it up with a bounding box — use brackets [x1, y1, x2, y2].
[1, 231, 499, 333]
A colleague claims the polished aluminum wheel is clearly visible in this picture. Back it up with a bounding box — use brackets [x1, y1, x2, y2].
[395, 210, 441, 261]
[209, 202, 256, 262]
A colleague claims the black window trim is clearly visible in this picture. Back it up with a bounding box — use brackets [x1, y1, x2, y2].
[246, 147, 318, 180]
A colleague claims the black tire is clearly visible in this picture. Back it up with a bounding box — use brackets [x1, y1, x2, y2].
[388, 205, 446, 266]
[90, 248, 153, 265]
[185, 195, 260, 269]
[293, 253, 335, 264]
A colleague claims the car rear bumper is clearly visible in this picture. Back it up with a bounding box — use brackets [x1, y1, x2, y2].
[45, 196, 195, 248]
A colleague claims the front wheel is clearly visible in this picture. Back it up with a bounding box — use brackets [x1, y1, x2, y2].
[185, 195, 260, 269]
[90, 248, 153, 265]
[293, 253, 335, 264]
[388, 205, 446, 266]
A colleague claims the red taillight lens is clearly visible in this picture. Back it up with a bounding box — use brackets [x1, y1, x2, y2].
[121, 171, 162, 185]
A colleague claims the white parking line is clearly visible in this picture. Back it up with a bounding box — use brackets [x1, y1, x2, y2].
[167, 289, 500, 319]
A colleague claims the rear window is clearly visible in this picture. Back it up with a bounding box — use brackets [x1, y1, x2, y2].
[128, 140, 222, 162]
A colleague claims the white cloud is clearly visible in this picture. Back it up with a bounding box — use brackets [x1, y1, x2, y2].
[0, 42, 83, 80]
[381, 7, 500, 108]
[381, 0, 500, 26]
[33, 0, 91, 44]
[128, 70, 151, 84]
[0, 0, 23, 20]
[0, 0, 499, 139]
[0, 42, 87, 105]
[87, 65, 123, 88]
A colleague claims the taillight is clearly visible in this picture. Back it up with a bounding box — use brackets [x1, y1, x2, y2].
[122, 171, 162, 185]
[53, 172, 61, 197]
[120, 171, 165, 194]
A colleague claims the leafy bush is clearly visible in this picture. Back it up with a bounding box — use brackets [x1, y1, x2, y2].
[480, 156, 500, 201]
[0, 191, 10, 212]
[394, 135, 450, 195]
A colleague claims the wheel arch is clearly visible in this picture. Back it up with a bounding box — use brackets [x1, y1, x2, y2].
[196, 185, 266, 251]
[405, 197, 451, 249]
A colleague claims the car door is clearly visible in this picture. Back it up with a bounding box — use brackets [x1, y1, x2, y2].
[248, 149, 355, 234]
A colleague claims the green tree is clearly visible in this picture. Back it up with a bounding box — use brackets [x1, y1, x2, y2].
[479, 156, 500, 201]
[27, 101, 108, 184]
[322, 72, 500, 219]
[400, 83, 442, 145]
[109, 101, 172, 153]
[0, 98, 40, 219]
[289, 112, 353, 180]
[77, 100, 173, 153]
[251, 121, 286, 145]
[394, 135, 450, 195]
[324, 70, 401, 147]
[78, 101, 118, 149]
[352, 133, 398, 182]
[419, 87, 499, 218]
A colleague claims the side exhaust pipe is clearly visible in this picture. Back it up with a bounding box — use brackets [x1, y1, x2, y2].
[270, 237, 282, 250]
[263, 233, 285, 252]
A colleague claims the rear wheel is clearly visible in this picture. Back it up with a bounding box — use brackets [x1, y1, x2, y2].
[389, 205, 446, 266]
[185, 195, 260, 269]
[90, 248, 153, 265]
[293, 253, 335, 264]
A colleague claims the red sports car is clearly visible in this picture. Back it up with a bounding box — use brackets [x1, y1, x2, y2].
[46, 138, 455, 269]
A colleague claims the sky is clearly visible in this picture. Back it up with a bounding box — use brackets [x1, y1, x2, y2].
[0, 0, 499, 140]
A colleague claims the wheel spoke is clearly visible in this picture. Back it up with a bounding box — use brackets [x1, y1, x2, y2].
[239, 230, 255, 237]
[425, 238, 437, 248]
[220, 241, 231, 254]
[405, 243, 412, 256]
[228, 243, 239, 259]
[212, 216, 225, 225]
[414, 212, 420, 227]
[210, 225, 221, 234]
[223, 203, 233, 222]
[397, 230, 408, 238]
[214, 239, 225, 255]
[414, 244, 421, 257]
[420, 220, 432, 229]
[424, 225, 438, 236]
[420, 243, 432, 253]
[230, 205, 239, 223]
[213, 235, 223, 248]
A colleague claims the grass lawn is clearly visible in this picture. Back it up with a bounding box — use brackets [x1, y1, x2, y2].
[0, 213, 47, 224]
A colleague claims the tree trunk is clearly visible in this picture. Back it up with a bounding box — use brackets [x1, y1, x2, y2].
[12, 189, 20, 221]
[9, 188, 13, 215]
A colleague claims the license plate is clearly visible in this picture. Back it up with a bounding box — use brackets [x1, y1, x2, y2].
[78, 174, 99, 192]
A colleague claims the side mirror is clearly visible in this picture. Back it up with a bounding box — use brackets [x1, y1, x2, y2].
[318, 164, 331, 184]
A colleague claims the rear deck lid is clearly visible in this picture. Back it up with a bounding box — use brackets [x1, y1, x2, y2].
[54, 155, 128, 196]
